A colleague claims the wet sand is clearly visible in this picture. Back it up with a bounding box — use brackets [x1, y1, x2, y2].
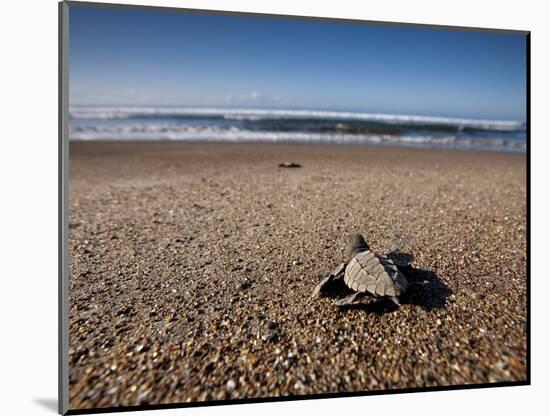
[68, 141, 527, 410]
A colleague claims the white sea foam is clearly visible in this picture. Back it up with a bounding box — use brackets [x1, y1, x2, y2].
[68, 106, 526, 152]
[69, 106, 525, 131]
[69, 125, 525, 152]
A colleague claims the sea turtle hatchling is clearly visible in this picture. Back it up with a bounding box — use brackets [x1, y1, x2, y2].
[312, 233, 410, 307]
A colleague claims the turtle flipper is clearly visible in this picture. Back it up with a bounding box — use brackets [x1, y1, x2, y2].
[331, 262, 347, 278]
[311, 263, 346, 297]
[333, 291, 364, 307]
[311, 275, 334, 297]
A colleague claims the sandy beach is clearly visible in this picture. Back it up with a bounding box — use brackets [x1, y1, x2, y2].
[68, 142, 527, 410]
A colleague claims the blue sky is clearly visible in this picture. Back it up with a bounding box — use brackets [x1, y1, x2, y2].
[69, 5, 527, 121]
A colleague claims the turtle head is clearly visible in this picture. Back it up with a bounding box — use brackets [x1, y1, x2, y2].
[346, 233, 370, 259]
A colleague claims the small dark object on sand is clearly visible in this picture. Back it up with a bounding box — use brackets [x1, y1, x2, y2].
[312, 233, 409, 307]
[278, 162, 302, 168]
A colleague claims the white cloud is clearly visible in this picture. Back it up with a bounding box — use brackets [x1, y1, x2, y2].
[223, 91, 288, 105]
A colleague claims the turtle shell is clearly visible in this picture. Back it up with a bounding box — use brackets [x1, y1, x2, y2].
[344, 250, 408, 297]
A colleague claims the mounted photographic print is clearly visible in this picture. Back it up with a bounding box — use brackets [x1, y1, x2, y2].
[59, 1, 529, 414]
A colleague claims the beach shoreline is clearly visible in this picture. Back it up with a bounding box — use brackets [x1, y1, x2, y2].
[68, 141, 527, 409]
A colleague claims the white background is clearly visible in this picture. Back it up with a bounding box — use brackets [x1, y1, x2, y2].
[1, 0, 547, 415]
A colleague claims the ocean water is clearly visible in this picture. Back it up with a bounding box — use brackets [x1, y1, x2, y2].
[69, 106, 526, 152]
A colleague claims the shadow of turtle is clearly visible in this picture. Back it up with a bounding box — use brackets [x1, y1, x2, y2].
[329, 251, 452, 315]
[385, 249, 452, 310]
[398, 264, 452, 310]
[341, 297, 400, 315]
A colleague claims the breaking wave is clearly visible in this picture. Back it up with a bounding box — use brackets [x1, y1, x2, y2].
[69, 106, 526, 152]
